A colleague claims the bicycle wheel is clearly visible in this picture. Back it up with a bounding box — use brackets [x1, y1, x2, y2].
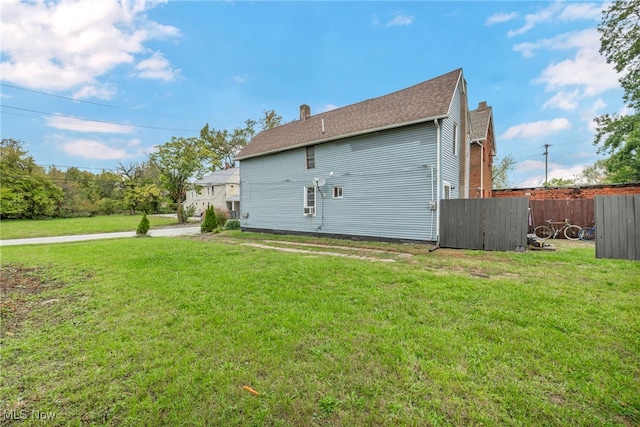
[564, 225, 581, 240]
[534, 225, 552, 239]
[579, 227, 595, 241]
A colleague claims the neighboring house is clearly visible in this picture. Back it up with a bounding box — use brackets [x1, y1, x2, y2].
[469, 101, 496, 198]
[184, 167, 240, 218]
[236, 68, 481, 243]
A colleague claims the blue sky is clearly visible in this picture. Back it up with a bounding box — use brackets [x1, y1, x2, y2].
[0, 0, 624, 188]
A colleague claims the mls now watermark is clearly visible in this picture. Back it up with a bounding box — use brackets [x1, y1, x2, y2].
[4, 409, 57, 421]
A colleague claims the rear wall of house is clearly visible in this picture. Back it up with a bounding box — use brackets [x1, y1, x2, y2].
[239, 122, 440, 241]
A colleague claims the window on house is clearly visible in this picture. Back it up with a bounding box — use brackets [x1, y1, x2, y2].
[306, 146, 315, 169]
[304, 186, 316, 215]
[333, 186, 343, 198]
[453, 124, 459, 156]
[444, 182, 451, 200]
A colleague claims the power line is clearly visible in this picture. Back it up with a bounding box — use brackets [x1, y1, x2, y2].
[1, 105, 200, 132]
[0, 82, 172, 117]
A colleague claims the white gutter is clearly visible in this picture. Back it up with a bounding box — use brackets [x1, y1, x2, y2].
[236, 114, 450, 161]
[479, 142, 484, 198]
[434, 118, 441, 244]
[473, 140, 484, 198]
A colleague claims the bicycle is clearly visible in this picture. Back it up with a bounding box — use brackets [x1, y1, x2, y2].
[579, 221, 596, 241]
[534, 218, 582, 240]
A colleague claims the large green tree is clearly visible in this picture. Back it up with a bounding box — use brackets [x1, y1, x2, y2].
[149, 137, 213, 223]
[0, 138, 63, 219]
[595, 0, 640, 182]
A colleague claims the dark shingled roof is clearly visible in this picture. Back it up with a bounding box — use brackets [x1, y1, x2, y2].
[469, 102, 492, 142]
[236, 68, 463, 160]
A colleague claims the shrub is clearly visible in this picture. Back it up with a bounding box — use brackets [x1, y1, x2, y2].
[184, 204, 196, 219]
[224, 219, 241, 230]
[136, 212, 150, 235]
[214, 208, 229, 228]
[201, 206, 217, 233]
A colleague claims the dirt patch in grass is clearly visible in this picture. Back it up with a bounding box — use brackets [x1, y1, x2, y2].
[0, 264, 67, 338]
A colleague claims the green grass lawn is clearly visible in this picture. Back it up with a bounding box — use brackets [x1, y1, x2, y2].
[0, 215, 184, 240]
[1, 234, 638, 425]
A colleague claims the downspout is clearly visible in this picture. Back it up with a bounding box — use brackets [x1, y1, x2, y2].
[435, 119, 441, 244]
[479, 141, 484, 198]
[430, 166, 435, 240]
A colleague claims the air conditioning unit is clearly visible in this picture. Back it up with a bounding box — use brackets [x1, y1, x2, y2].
[303, 207, 315, 215]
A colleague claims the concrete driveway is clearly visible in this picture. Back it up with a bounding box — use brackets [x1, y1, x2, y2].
[0, 226, 201, 247]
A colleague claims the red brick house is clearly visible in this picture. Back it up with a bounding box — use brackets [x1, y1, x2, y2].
[469, 101, 495, 198]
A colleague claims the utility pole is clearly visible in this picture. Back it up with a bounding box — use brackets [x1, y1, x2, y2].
[543, 144, 550, 186]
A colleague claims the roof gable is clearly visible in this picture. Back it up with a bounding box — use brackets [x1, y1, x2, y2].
[469, 103, 492, 142]
[237, 68, 463, 160]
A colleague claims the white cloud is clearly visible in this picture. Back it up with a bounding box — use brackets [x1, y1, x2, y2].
[127, 138, 143, 147]
[515, 28, 620, 116]
[232, 74, 250, 84]
[485, 12, 518, 26]
[320, 104, 339, 113]
[61, 139, 131, 160]
[46, 115, 135, 134]
[514, 28, 598, 57]
[582, 98, 607, 132]
[508, 2, 563, 37]
[501, 118, 572, 140]
[517, 159, 545, 172]
[507, 2, 602, 37]
[537, 53, 619, 97]
[386, 13, 413, 27]
[543, 90, 580, 111]
[557, 3, 605, 21]
[0, 0, 180, 93]
[517, 162, 586, 188]
[72, 84, 117, 100]
[134, 51, 181, 82]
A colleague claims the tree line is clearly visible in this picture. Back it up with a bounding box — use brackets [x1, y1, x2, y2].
[1, 110, 281, 221]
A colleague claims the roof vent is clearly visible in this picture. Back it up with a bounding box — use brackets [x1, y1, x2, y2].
[300, 104, 311, 120]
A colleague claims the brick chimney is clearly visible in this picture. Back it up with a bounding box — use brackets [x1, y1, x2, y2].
[477, 101, 488, 111]
[300, 104, 311, 120]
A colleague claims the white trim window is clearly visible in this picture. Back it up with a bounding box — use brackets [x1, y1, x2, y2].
[333, 186, 343, 198]
[303, 186, 316, 215]
[443, 181, 451, 200]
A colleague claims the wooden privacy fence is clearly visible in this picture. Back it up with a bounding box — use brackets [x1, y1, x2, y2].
[595, 195, 640, 261]
[440, 198, 528, 251]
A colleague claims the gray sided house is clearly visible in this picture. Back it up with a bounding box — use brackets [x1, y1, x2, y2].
[236, 68, 472, 243]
